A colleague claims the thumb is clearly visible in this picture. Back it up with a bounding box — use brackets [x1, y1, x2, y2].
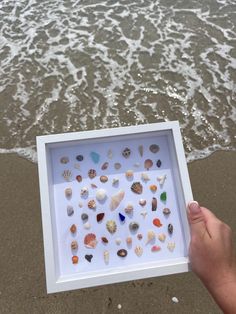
[187, 201, 208, 238]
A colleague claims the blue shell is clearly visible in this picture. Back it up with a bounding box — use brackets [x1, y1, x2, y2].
[90, 151, 100, 164]
[119, 213, 125, 222]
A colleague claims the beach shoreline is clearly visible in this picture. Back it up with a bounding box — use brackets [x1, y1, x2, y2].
[0, 150, 235, 313]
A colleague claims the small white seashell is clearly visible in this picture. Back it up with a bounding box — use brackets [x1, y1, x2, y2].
[78, 202, 83, 208]
[141, 173, 150, 182]
[167, 242, 175, 252]
[96, 189, 107, 202]
[157, 175, 167, 187]
[74, 163, 80, 170]
[80, 187, 89, 197]
[104, 250, 109, 264]
[110, 190, 125, 211]
[83, 222, 91, 229]
[107, 149, 113, 159]
[172, 297, 179, 303]
[125, 170, 133, 179]
[146, 230, 155, 244]
[135, 245, 143, 257]
[140, 210, 147, 218]
[134, 162, 140, 168]
[62, 170, 72, 181]
[115, 238, 122, 245]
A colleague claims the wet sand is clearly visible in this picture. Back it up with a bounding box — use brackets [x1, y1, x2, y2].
[0, 151, 235, 313]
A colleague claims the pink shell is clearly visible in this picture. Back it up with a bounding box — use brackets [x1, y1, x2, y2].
[151, 245, 161, 252]
[84, 233, 97, 249]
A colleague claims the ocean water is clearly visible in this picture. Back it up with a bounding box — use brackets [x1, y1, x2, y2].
[0, 0, 235, 163]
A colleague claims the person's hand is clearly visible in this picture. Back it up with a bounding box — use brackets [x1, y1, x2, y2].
[187, 201, 236, 313]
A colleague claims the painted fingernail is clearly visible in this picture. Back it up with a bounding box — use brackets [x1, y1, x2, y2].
[188, 201, 200, 214]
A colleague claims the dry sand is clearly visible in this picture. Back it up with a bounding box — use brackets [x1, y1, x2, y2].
[0, 151, 235, 314]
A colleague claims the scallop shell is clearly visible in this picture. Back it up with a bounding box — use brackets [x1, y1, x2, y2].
[144, 159, 153, 170]
[167, 242, 175, 252]
[141, 173, 150, 182]
[104, 250, 109, 264]
[157, 175, 167, 187]
[60, 156, 69, 164]
[124, 203, 134, 214]
[110, 190, 125, 211]
[84, 233, 97, 249]
[88, 199, 96, 209]
[100, 175, 108, 183]
[125, 170, 133, 179]
[131, 182, 143, 194]
[138, 145, 143, 157]
[149, 144, 160, 153]
[65, 188, 72, 198]
[106, 220, 117, 234]
[101, 162, 109, 170]
[135, 245, 143, 257]
[62, 169, 72, 181]
[96, 189, 107, 201]
[122, 147, 131, 158]
[88, 169, 96, 179]
[146, 230, 155, 244]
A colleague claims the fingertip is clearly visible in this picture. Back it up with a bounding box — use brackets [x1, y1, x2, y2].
[188, 201, 201, 214]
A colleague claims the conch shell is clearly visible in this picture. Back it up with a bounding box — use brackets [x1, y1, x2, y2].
[110, 190, 125, 211]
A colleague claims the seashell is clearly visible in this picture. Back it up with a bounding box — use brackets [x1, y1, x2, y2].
[134, 162, 140, 168]
[96, 189, 107, 202]
[90, 151, 100, 164]
[96, 213, 105, 222]
[114, 162, 121, 170]
[65, 188, 72, 198]
[91, 183, 97, 189]
[107, 149, 113, 159]
[129, 222, 139, 232]
[60, 156, 69, 164]
[80, 187, 89, 197]
[76, 155, 84, 161]
[100, 175, 108, 183]
[74, 163, 80, 170]
[160, 192, 167, 202]
[104, 250, 109, 264]
[157, 175, 167, 187]
[124, 203, 133, 214]
[88, 199, 96, 209]
[101, 237, 108, 244]
[115, 238, 122, 245]
[117, 249, 127, 257]
[131, 182, 143, 194]
[163, 207, 171, 215]
[70, 224, 77, 234]
[144, 159, 153, 170]
[152, 197, 157, 211]
[139, 199, 146, 206]
[119, 213, 125, 222]
[153, 218, 163, 227]
[137, 233, 143, 240]
[84, 233, 97, 249]
[168, 223, 173, 235]
[140, 210, 147, 218]
[149, 144, 160, 153]
[83, 222, 91, 229]
[88, 169, 96, 179]
[72, 256, 79, 264]
[158, 233, 166, 242]
[138, 145, 143, 157]
[156, 159, 162, 168]
[146, 230, 155, 244]
[151, 245, 161, 252]
[167, 242, 175, 252]
[85, 254, 93, 262]
[125, 170, 133, 179]
[62, 170, 72, 181]
[101, 162, 109, 170]
[110, 190, 125, 211]
[126, 236, 132, 245]
[122, 147, 131, 158]
[135, 245, 143, 257]
[141, 172, 150, 182]
[112, 178, 119, 186]
[81, 213, 88, 222]
[78, 202, 83, 208]
[67, 206, 74, 216]
[71, 240, 78, 250]
[76, 175, 82, 182]
[106, 220, 117, 234]
[150, 184, 157, 192]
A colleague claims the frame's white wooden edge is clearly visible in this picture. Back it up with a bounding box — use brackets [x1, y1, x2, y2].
[36, 121, 192, 293]
[48, 258, 190, 293]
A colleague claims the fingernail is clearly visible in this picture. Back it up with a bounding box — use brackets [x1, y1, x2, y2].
[188, 201, 201, 214]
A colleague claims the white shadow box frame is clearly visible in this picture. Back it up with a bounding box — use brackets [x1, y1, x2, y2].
[37, 121, 192, 294]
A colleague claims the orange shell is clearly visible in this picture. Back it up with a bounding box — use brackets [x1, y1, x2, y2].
[150, 184, 157, 192]
[153, 218, 162, 227]
[84, 233, 97, 248]
[70, 224, 77, 233]
[72, 255, 79, 264]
